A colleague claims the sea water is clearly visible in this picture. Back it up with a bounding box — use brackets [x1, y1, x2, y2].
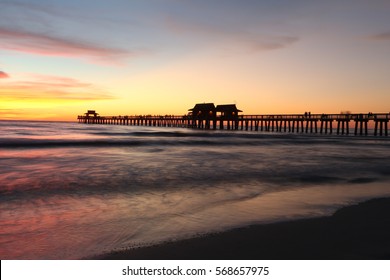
[1, 120, 390, 259]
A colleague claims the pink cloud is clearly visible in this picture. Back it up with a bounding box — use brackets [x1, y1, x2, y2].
[26, 74, 92, 88]
[0, 74, 115, 101]
[0, 27, 149, 63]
[0, 71, 9, 78]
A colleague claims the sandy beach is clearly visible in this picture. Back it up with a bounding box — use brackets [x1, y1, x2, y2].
[98, 197, 390, 260]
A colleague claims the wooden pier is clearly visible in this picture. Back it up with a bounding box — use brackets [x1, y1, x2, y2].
[78, 110, 389, 136]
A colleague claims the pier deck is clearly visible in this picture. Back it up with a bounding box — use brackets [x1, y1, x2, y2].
[78, 113, 389, 136]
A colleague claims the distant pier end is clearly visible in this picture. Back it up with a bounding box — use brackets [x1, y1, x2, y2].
[77, 104, 389, 136]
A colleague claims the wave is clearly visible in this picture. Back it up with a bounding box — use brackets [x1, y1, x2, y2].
[0, 130, 288, 148]
[0, 139, 144, 148]
[2, 121, 390, 148]
[1, 132, 390, 150]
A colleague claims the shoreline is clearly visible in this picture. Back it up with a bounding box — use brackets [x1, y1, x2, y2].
[96, 197, 390, 260]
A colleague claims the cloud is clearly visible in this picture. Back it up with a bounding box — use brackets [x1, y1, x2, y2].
[0, 26, 149, 63]
[0, 108, 66, 120]
[243, 35, 299, 53]
[370, 31, 390, 41]
[0, 1, 150, 64]
[0, 71, 9, 79]
[0, 0, 138, 32]
[24, 74, 92, 88]
[0, 74, 116, 101]
[164, 16, 298, 54]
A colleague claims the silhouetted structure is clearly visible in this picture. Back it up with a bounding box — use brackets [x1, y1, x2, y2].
[78, 109, 389, 137]
[216, 104, 242, 129]
[188, 103, 216, 129]
[188, 103, 216, 118]
[82, 110, 99, 124]
[85, 110, 98, 117]
[216, 104, 242, 119]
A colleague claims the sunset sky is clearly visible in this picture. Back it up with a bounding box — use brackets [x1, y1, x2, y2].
[1, 0, 390, 121]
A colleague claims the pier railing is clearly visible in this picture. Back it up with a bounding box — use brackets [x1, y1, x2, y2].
[78, 113, 389, 136]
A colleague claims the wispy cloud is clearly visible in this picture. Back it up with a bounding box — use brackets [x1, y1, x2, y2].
[0, 26, 149, 63]
[164, 16, 299, 54]
[242, 35, 299, 53]
[0, 108, 25, 120]
[0, 0, 138, 32]
[0, 74, 116, 101]
[0, 71, 9, 79]
[0, 1, 151, 64]
[0, 108, 65, 120]
[370, 31, 390, 41]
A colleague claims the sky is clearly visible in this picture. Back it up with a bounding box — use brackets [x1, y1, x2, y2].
[0, 0, 390, 121]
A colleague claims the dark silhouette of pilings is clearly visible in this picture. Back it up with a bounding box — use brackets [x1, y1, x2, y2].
[354, 114, 369, 136]
[336, 114, 350, 135]
[320, 115, 333, 134]
[374, 114, 389, 136]
[78, 112, 389, 137]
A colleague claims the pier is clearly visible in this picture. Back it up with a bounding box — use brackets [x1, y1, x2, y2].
[78, 108, 389, 136]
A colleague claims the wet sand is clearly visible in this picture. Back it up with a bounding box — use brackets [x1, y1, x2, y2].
[98, 197, 390, 260]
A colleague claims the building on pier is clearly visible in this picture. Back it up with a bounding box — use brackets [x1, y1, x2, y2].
[188, 103, 243, 119]
[188, 103, 216, 129]
[85, 110, 98, 117]
[216, 104, 242, 120]
[188, 103, 216, 119]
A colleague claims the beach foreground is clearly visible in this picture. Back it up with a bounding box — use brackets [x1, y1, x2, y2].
[98, 197, 390, 260]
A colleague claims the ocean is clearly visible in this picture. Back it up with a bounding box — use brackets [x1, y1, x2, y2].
[1, 120, 390, 259]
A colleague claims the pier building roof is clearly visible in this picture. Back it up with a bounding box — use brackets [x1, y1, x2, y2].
[216, 104, 242, 113]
